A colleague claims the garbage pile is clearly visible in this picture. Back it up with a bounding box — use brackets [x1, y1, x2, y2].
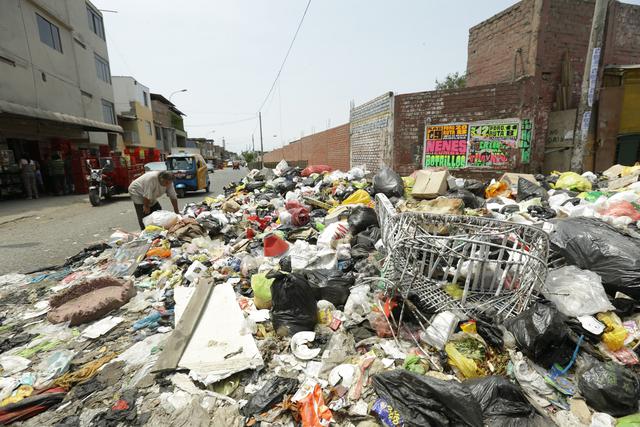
[0, 160, 639, 426]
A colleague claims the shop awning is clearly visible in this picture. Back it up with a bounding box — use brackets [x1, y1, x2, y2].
[0, 100, 123, 133]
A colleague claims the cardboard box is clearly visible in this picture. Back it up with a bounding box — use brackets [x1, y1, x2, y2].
[500, 173, 538, 191]
[412, 170, 449, 199]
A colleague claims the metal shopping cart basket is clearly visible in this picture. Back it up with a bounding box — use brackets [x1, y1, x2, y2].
[378, 204, 549, 321]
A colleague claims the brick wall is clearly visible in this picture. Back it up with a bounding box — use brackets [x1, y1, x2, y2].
[393, 80, 533, 176]
[604, 2, 640, 66]
[262, 123, 350, 170]
[349, 93, 394, 173]
[466, 0, 536, 87]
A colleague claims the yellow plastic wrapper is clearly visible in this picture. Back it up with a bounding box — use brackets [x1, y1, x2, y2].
[341, 189, 371, 205]
[443, 283, 463, 300]
[402, 177, 415, 199]
[1, 385, 33, 406]
[144, 225, 164, 233]
[460, 320, 477, 334]
[445, 343, 479, 378]
[553, 172, 592, 192]
[485, 181, 511, 199]
[597, 312, 628, 351]
[251, 273, 274, 309]
[621, 163, 640, 177]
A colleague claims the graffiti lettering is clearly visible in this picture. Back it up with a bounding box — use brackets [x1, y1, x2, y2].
[424, 124, 468, 169]
[520, 119, 532, 164]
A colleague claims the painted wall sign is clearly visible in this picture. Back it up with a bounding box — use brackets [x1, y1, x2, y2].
[423, 124, 468, 168]
[422, 119, 530, 169]
[468, 122, 519, 167]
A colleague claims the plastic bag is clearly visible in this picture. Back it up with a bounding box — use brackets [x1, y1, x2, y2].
[372, 370, 483, 427]
[143, 210, 180, 228]
[269, 271, 317, 335]
[553, 172, 592, 192]
[303, 269, 354, 307]
[550, 217, 640, 298]
[485, 181, 511, 199]
[543, 266, 615, 317]
[240, 376, 298, 417]
[341, 189, 371, 206]
[251, 273, 275, 309]
[347, 206, 379, 234]
[504, 303, 574, 368]
[516, 178, 548, 201]
[597, 312, 628, 351]
[445, 343, 479, 378]
[420, 311, 458, 350]
[464, 376, 543, 426]
[599, 201, 640, 221]
[445, 189, 484, 209]
[578, 361, 640, 417]
[351, 225, 381, 251]
[373, 167, 404, 198]
[298, 383, 333, 427]
[301, 165, 332, 177]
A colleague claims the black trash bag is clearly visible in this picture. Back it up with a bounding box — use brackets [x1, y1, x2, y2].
[351, 244, 371, 260]
[527, 205, 556, 220]
[613, 294, 636, 317]
[446, 189, 484, 209]
[549, 217, 640, 298]
[268, 271, 317, 335]
[274, 180, 296, 194]
[373, 167, 404, 198]
[279, 256, 292, 273]
[309, 209, 328, 219]
[197, 217, 223, 237]
[475, 317, 504, 350]
[464, 376, 546, 427]
[372, 370, 483, 427]
[303, 269, 355, 307]
[517, 178, 548, 202]
[351, 226, 381, 251]
[240, 377, 299, 417]
[504, 303, 574, 368]
[245, 181, 265, 191]
[348, 206, 379, 235]
[462, 179, 486, 196]
[578, 361, 640, 417]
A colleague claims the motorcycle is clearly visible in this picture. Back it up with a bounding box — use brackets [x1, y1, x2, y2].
[86, 159, 115, 206]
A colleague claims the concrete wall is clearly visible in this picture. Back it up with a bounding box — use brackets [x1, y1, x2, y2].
[0, 0, 116, 144]
[112, 76, 150, 115]
[262, 123, 350, 171]
[349, 92, 394, 173]
[604, 2, 640, 67]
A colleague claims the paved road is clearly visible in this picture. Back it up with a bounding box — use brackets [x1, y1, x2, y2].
[0, 168, 247, 275]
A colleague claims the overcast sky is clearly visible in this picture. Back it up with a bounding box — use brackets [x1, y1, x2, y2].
[93, 0, 640, 153]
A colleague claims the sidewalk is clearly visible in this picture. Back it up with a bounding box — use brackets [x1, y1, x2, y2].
[0, 194, 89, 226]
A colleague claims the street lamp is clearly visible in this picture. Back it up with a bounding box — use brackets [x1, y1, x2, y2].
[168, 89, 187, 101]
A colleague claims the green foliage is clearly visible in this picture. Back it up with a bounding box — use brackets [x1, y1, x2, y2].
[435, 72, 467, 90]
[241, 150, 258, 163]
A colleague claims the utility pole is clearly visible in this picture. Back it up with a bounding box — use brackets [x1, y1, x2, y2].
[259, 111, 264, 169]
[570, 0, 610, 172]
[222, 137, 226, 161]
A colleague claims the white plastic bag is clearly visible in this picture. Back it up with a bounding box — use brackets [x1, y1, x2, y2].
[274, 159, 289, 176]
[543, 266, 615, 317]
[143, 210, 180, 228]
[420, 311, 459, 350]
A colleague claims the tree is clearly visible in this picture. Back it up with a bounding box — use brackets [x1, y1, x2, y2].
[241, 150, 258, 163]
[435, 72, 467, 90]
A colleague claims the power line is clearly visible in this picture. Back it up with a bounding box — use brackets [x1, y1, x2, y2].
[256, 0, 311, 113]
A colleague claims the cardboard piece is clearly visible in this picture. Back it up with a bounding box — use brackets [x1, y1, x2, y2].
[412, 170, 449, 199]
[500, 173, 538, 192]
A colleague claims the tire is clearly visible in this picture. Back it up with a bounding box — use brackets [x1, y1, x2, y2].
[176, 188, 186, 198]
[89, 189, 101, 206]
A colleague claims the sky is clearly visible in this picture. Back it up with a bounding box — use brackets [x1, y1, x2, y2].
[93, 0, 640, 154]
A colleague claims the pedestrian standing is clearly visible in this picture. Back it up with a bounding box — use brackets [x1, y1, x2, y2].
[128, 171, 179, 230]
[50, 153, 65, 196]
[20, 156, 38, 199]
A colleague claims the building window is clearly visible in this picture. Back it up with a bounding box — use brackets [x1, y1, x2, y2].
[145, 120, 152, 135]
[143, 91, 149, 107]
[94, 54, 111, 83]
[155, 126, 162, 141]
[101, 99, 115, 124]
[87, 5, 105, 39]
[36, 14, 62, 53]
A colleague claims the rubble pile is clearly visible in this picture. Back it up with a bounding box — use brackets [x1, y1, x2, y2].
[0, 160, 640, 426]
